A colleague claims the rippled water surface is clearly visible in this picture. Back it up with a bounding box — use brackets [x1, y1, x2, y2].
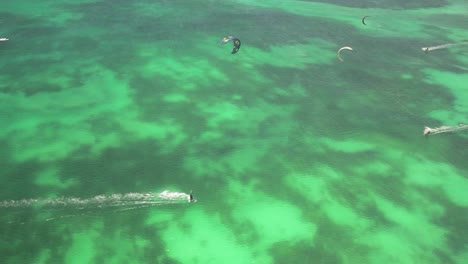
[1, 0, 467, 263]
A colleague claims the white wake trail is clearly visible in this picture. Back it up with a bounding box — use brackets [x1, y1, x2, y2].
[0, 190, 191, 209]
[424, 124, 468, 136]
[422, 42, 468, 53]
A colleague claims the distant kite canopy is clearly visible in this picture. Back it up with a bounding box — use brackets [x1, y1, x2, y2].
[220, 36, 241, 54]
[362, 16, 370, 25]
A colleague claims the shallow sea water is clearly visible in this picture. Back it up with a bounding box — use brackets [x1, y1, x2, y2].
[1, 0, 467, 263]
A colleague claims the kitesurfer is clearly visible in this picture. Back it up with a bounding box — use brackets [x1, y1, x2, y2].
[220, 36, 241, 54]
[423, 127, 431, 136]
[189, 191, 197, 202]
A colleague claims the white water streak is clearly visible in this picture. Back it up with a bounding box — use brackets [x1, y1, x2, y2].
[422, 42, 468, 52]
[424, 124, 468, 135]
[0, 191, 190, 209]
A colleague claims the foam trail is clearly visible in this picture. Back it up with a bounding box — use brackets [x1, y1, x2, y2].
[424, 124, 468, 136]
[0, 190, 190, 209]
[422, 42, 468, 53]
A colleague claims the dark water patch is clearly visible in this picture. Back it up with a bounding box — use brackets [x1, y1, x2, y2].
[59, 139, 189, 197]
[320, 154, 415, 218]
[363, 172, 410, 206]
[188, 139, 240, 161]
[424, 14, 468, 31]
[0, 78, 63, 96]
[67, 0, 358, 51]
[190, 11, 327, 49]
[361, 202, 394, 227]
[433, 248, 456, 264]
[312, 218, 369, 264]
[233, 220, 263, 247]
[94, 210, 163, 262]
[283, 61, 456, 143]
[0, 206, 170, 263]
[254, 70, 314, 107]
[86, 117, 123, 135]
[270, 241, 316, 264]
[444, 140, 468, 172]
[66, 0, 197, 41]
[129, 76, 209, 137]
[156, 256, 182, 264]
[1, 1, 466, 262]
[140, 226, 182, 264]
[0, 158, 44, 201]
[0, 12, 62, 47]
[50, 36, 101, 59]
[432, 198, 468, 254]
[0, 23, 65, 59]
[298, 0, 448, 9]
[0, 214, 68, 263]
[292, 147, 416, 212]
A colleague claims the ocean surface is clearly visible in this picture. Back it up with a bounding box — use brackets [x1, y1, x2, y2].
[1, 0, 467, 263]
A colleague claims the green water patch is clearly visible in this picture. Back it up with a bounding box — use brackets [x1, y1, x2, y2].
[284, 167, 374, 228]
[0, 212, 75, 263]
[94, 231, 150, 264]
[313, 218, 372, 263]
[282, 126, 465, 263]
[60, 217, 151, 264]
[35, 249, 52, 264]
[183, 134, 287, 180]
[34, 167, 77, 191]
[228, 180, 317, 242]
[179, 90, 298, 180]
[0, 62, 189, 163]
[135, 46, 229, 91]
[372, 194, 447, 248]
[1, 1, 467, 263]
[285, 169, 375, 263]
[403, 158, 468, 207]
[64, 221, 102, 264]
[285, 161, 456, 263]
[20, 207, 156, 264]
[315, 137, 376, 153]
[355, 194, 450, 263]
[151, 178, 319, 263]
[158, 208, 260, 264]
[422, 69, 468, 124]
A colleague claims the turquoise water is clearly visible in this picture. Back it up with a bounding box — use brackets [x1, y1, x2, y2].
[1, 0, 467, 263]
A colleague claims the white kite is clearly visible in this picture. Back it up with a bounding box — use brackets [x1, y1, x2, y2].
[337, 46, 353, 61]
